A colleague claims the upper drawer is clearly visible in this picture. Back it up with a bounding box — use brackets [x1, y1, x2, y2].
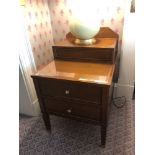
[53, 47, 115, 63]
[38, 78, 101, 104]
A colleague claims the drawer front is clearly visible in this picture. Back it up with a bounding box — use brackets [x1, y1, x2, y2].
[43, 97, 100, 121]
[53, 47, 114, 63]
[39, 79, 101, 104]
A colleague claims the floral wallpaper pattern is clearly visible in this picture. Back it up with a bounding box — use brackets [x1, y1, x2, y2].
[48, 0, 126, 48]
[48, 0, 71, 43]
[24, 0, 54, 70]
[24, 0, 126, 69]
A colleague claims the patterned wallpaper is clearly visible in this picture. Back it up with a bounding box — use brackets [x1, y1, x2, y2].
[48, 0, 71, 43]
[24, 0, 54, 70]
[24, 0, 126, 70]
[48, 0, 125, 47]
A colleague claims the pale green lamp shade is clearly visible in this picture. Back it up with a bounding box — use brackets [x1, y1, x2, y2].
[69, 18, 100, 40]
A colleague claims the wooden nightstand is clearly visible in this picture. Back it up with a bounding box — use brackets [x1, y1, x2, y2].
[31, 27, 120, 147]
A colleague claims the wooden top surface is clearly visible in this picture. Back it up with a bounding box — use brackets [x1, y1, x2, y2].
[53, 38, 117, 49]
[32, 60, 115, 85]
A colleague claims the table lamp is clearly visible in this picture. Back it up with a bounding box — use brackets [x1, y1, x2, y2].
[67, 0, 101, 45]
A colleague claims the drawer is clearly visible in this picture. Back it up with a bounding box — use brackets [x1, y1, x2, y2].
[53, 47, 114, 63]
[39, 79, 101, 103]
[43, 97, 100, 121]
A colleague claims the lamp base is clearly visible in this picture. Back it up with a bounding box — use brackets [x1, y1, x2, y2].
[74, 38, 96, 45]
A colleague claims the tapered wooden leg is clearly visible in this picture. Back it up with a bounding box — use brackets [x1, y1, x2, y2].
[42, 113, 51, 131]
[100, 86, 110, 147]
[101, 124, 106, 147]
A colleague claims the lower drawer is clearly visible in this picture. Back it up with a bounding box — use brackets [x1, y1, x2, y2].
[43, 97, 100, 121]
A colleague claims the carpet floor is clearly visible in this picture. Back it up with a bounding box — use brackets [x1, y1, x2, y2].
[19, 101, 135, 155]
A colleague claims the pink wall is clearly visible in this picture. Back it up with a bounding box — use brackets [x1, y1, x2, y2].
[48, 0, 125, 47]
[24, 0, 126, 69]
[24, 0, 54, 70]
[48, 0, 71, 43]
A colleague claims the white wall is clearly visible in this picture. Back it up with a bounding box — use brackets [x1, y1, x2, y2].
[19, 67, 41, 116]
[115, 12, 135, 100]
[19, 67, 34, 115]
[19, 6, 40, 116]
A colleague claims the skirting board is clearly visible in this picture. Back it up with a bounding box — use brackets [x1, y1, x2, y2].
[113, 83, 134, 101]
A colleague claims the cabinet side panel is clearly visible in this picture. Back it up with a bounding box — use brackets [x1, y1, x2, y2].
[31, 77, 46, 113]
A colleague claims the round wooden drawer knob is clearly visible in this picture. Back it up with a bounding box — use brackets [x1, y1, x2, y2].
[67, 109, 72, 113]
[65, 90, 70, 95]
